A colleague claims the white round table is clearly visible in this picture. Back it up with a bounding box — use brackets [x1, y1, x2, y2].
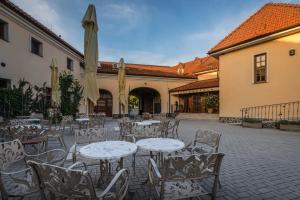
[79, 141, 137, 160]
[143, 120, 161, 125]
[136, 138, 185, 153]
[79, 141, 137, 185]
[12, 124, 42, 129]
[135, 120, 161, 126]
[75, 118, 89, 122]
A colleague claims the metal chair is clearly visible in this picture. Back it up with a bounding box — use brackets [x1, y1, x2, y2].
[89, 114, 105, 128]
[71, 128, 107, 163]
[28, 160, 129, 200]
[148, 153, 225, 200]
[191, 129, 222, 154]
[0, 139, 66, 199]
[11, 125, 48, 153]
[166, 119, 180, 139]
[60, 115, 74, 132]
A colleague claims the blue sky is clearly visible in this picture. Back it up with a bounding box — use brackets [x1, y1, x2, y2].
[11, 0, 299, 66]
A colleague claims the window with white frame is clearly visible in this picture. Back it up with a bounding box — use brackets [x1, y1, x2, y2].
[31, 37, 43, 56]
[67, 57, 74, 71]
[254, 53, 267, 83]
[0, 19, 9, 41]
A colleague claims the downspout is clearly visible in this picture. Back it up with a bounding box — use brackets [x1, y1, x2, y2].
[168, 89, 170, 115]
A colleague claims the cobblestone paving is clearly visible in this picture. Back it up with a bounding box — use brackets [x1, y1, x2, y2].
[16, 119, 300, 199]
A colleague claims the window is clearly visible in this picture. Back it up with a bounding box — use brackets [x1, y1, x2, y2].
[67, 57, 74, 71]
[31, 37, 43, 56]
[0, 19, 8, 41]
[0, 78, 11, 88]
[254, 53, 267, 83]
[80, 61, 85, 69]
[112, 63, 118, 70]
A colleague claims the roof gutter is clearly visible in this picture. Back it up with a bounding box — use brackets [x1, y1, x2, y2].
[209, 25, 300, 57]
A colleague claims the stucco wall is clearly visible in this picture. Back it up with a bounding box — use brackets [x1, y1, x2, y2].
[219, 32, 300, 118]
[197, 71, 218, 80]
[97, 74, 195, 114]
[0, 8, 85, 112]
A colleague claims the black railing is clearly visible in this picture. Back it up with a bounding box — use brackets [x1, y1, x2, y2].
[241, 101, 300, 122]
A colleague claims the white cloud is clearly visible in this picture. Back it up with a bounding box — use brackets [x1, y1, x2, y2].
[100, 2, 146, 33]
[11, 0, 66, 37]
[101, 48, 177, 66]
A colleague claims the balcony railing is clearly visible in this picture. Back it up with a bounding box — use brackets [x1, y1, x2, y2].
[241, 101, 300, 122]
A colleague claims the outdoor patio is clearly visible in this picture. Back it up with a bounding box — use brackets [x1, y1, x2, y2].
[7, 119, 299, 200]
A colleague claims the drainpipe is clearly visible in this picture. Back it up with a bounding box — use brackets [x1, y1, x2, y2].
[168, 89, 170, 115]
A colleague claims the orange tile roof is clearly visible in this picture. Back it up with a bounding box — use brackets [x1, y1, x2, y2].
[97, 62, 196, 79]
[209, 3, 300, 54]
[169, 78, 219, 93]
[173, 56, 218, 74]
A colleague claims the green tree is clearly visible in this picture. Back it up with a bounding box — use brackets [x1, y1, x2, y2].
[59, 71, 83, 116]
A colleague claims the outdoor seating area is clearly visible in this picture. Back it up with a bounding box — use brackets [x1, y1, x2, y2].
[2, 0, 300, 199]
[0, 115, 226, 199]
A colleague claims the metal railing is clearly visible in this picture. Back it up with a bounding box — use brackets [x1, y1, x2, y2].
[241, 101, 300, 122]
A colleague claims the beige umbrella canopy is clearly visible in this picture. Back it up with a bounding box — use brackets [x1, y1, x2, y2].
[118, 58, 126, 115]
[82, 4, 99, 106]
[50, 58, 59, 106]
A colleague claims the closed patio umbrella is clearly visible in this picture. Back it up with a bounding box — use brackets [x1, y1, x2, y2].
[82, 4, 99, 108]
[118, 58, 126, 115]
[50, 58, 59, 106]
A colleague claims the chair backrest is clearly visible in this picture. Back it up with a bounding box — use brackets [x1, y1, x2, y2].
[163, 153, 224, 181]
[61, 115, 73, 124]
[0, 139, 26, 170]
[194, 129, 221, 152]
[9, 119, 28, 126]
[157, 120, 170, 137]
[75, 128, 107, 144]
[131, 125, 158, 138]
[119, 121, 133, 136]
[28, 160, 97, 199]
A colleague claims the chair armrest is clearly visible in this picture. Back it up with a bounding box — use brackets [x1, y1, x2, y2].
[68, 161, 87, 170]
[0, 167, 31, 175]
[26, 148, 66, 166]
[97, 169, 129, 199]
[0, 167, 35, 192]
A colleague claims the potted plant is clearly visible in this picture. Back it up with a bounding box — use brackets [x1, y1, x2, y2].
[242, 118, 263, 128]
[278, 120, 300, 131]
[205, 94, 218, 114]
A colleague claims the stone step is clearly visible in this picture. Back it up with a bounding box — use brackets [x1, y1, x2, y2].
[176, 113, 219, 121]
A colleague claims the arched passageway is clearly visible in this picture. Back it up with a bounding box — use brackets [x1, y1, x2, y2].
[129, 87, 161, 115]
[94, 89, 113, 117]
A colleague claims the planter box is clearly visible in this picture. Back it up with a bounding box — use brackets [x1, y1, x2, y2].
[242, 121, 262, 129]
[279, 124, 300, 131]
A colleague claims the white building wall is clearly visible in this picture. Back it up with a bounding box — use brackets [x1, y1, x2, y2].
[0, 7, 83, 87]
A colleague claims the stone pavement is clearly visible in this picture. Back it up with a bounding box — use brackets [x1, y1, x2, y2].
[21, 119, 300, 199]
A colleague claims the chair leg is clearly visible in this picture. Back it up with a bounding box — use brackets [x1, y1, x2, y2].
[132, 153, 136, 176]
[218, 178, 222, 189]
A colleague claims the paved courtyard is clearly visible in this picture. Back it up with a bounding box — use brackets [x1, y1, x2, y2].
[26, 119, 300, 199]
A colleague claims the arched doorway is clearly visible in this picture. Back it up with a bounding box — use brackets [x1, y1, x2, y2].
[129, 87, 161, 115]
[94, 89, 113, 117]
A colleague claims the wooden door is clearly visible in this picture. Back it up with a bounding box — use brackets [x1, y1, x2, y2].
[94, 90, 113, 117]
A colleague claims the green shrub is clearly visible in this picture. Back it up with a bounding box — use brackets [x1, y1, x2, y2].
[243, 118, 262, 123]
[59, 71, 83, 116]
[278, 120, 300, 125]
[205, 94, 219, 109]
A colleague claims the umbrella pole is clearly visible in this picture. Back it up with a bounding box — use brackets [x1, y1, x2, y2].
[86, 97, 89, 116]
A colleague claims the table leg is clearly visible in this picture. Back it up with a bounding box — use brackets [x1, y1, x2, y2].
[98, 160, 111, 187]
